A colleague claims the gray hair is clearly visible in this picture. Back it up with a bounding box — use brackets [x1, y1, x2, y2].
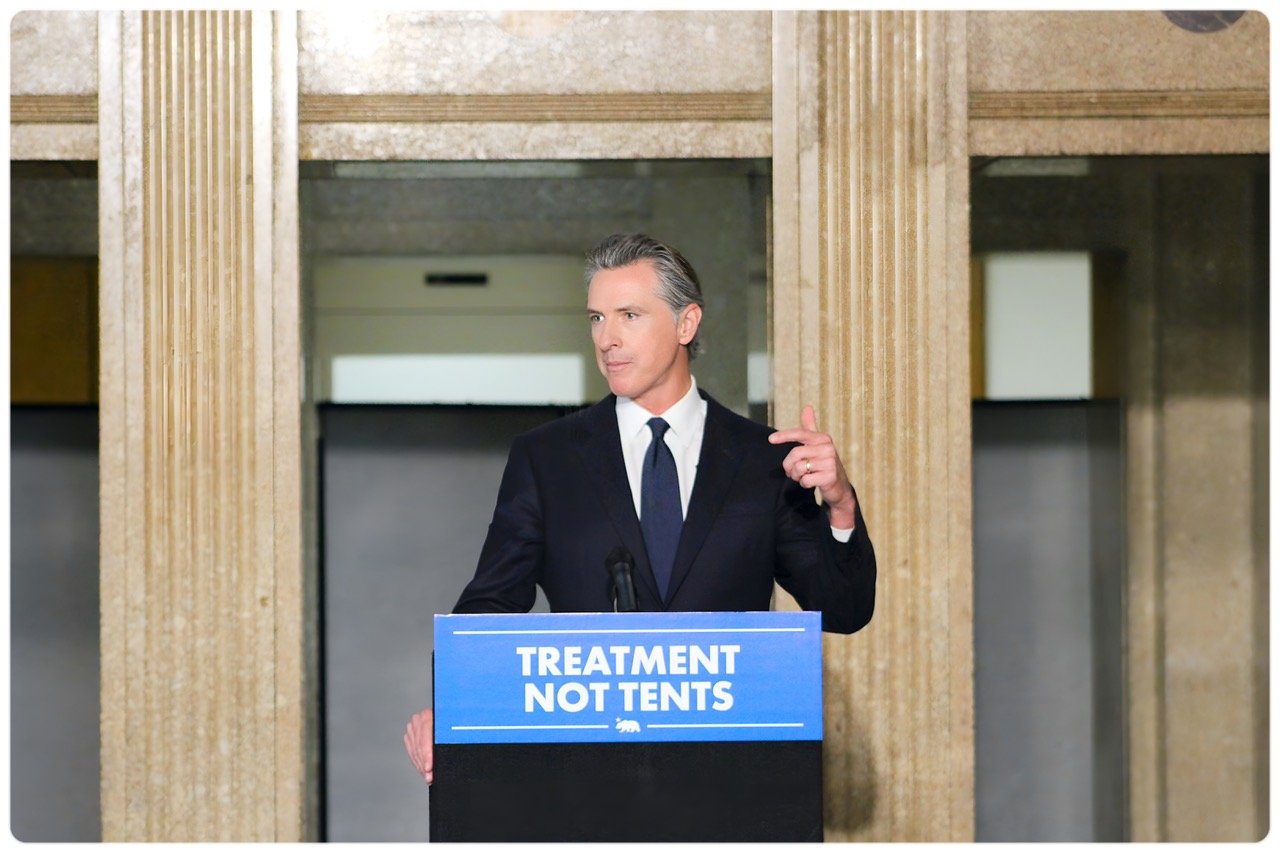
[584, 232, 705, 359]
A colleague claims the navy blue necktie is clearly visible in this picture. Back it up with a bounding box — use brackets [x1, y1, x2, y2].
[641, 417, 683, 599]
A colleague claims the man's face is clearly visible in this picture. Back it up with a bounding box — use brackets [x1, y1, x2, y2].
[586, 260, 702, 414]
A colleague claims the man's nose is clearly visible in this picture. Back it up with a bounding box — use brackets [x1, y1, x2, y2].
[596, 318, 620, 348]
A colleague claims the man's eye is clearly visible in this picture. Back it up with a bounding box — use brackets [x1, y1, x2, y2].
[625, 312, 638, 320]
[588, 315, 602, 324]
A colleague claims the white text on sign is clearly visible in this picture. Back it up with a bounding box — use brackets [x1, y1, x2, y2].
[514, 643, 741, 677]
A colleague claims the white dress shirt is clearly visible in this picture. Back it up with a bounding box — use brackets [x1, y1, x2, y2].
[614, 377, 853, 542]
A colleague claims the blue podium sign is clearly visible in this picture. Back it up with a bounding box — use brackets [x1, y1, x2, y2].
[434, 610, 822, 744]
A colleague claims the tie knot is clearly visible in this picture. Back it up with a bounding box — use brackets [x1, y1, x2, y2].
[647, 417, 670, 441]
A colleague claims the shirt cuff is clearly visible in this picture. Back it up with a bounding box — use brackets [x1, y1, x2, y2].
[830, 525, 854, 543]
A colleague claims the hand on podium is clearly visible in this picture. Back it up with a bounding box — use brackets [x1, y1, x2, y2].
[403, 707, 434, 785]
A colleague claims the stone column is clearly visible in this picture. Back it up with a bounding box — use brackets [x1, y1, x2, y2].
[772, 11, 974, 841]
[1125, 163, 1269, 842]
[98, 11, 310, 840]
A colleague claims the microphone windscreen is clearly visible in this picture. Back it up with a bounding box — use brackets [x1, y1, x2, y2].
[605, 545, 634, 570]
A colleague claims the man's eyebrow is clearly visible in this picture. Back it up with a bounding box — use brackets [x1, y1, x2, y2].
[585, 305, 644, 314]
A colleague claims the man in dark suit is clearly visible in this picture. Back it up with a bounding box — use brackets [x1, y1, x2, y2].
[405, 233, 875, 783]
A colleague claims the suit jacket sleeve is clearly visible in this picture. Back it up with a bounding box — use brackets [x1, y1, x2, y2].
[772, 480, 876, 634]
[452, 434, 543, 613]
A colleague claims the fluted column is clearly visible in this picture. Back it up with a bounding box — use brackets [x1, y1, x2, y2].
[98, 11, 309, 840]
[772, 11, 973, 841]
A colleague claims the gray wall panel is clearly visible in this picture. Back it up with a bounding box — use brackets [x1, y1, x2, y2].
[10, 408, 101, 842]
[321, 405, 560, 841]
[972, 401, 1125, 842]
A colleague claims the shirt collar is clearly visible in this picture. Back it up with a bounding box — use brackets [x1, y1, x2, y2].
[616, 376, 701, 449]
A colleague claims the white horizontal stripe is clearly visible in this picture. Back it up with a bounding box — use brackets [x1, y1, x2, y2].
[451, 627, 805, 635]
[450, 724, 610, 731]
[330, 353, 586, 405]
[645, 723, 804, 729]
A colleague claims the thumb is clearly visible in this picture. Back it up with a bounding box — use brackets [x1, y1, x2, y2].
[801, 404, 818, 432]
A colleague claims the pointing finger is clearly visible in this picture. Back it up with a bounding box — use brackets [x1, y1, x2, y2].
[801, 405, 818, 432]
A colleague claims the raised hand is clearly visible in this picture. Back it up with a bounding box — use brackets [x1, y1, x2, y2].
[767, 405, 858, 530]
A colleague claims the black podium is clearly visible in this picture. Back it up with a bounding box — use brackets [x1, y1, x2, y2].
[429, 611, 824, 842]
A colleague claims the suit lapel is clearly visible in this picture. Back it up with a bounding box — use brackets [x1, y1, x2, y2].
[665, 396, 746, 604]
[571, 397, 662, 604]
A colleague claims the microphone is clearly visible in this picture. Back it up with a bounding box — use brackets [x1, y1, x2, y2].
[605, 546, 638, 613]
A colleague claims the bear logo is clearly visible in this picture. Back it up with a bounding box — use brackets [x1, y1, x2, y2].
[614, 717, 641, 734]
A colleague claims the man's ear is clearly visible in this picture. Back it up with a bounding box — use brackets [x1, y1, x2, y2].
[677, 303, 703, 346]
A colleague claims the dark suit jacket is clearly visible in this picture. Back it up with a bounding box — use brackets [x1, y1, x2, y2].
[453, 391, 876, 633]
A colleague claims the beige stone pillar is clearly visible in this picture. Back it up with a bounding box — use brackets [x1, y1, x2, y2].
[1125, 165, 1269, 842]
[98, 11, 310, 840]
[772, 11, 973, 841]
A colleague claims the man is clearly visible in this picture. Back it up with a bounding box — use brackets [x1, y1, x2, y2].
[404, 233, 875, 783]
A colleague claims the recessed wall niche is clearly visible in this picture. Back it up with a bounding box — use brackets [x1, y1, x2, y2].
[301, 159, 771, 417]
